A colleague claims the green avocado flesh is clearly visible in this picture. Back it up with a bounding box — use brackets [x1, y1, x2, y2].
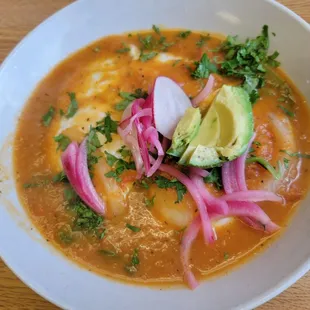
[167, 107, 201, 157]
[177, 85, 254, 168]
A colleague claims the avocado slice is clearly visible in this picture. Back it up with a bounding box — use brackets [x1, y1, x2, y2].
[184, 85, 254, 168]
[167, 107, 201, 157]
[178, 104, 220, 164]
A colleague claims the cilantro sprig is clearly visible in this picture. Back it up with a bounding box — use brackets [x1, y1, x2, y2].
[95, 113, 118, 143]
[155, 175, 187, 203]
[115, 89, 148, 111]
[219, 25, 280, 103]
[191, 53, 218, 79]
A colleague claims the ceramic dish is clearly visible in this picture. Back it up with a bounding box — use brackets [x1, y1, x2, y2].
[0, 0, 310, 309]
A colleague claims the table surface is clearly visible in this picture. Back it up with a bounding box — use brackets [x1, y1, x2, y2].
[0, 0, 310, 309]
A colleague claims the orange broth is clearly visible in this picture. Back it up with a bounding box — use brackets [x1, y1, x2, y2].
[14, 29, 310, 285]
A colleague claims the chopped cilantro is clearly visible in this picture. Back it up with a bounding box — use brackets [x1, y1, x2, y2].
[117, 145, 131, 158]
[283, 158, 290, 169]
[152, 24, 161, 35]
[95, 113, 118, 143]
[72, 199, 103, 230]
[278, 105, 295, 118]
[219, 25, 280, 103]
[280, 150, 310, 159]
[134, 178, 151, 189]
[104, 151, 135, 182]
[116, 43, 130, 53]
[139, 51, 158, 62]
[64, 187, 77, 201]
[66, 92, 78, 118]
[98, 229, 106, 240]
[178, 30, 191, 39]
[115, 89, 148, 111]
[53, 171, 68, 183]
[253, 141, 261, 146]
[196, 34, 210, 47]
[191, 53, 218, 79]
[42, 106, 55, 127]
[125, 248, 140, 273]
[58, 230, 73, 245]
[105, 151, 119, 167]
[172, 59, 181, 67]
[86, 127, 102, 173]
[23, 180, 49, 189]
[59, 109, 65, 116]
[155, 175, 187, 203]
[126, 223, 141, 232]
[224, 252, 229, 260]
[204, 168, 223, 190]
[138, 34, 154, 50]
[99, 249, 117, 257]
[54, 134, 71, 151]
[145, 195, 155, 208]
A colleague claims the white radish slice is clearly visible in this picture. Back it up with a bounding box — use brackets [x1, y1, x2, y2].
[152, 76, 192, 139]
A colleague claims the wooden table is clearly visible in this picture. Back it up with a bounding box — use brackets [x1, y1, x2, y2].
[0, 0, 309, 309]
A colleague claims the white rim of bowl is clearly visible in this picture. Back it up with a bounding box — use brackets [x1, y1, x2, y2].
[0, 0, 309, 309]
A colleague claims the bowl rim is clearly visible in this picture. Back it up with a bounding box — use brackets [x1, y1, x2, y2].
[0, 0, 310, 309]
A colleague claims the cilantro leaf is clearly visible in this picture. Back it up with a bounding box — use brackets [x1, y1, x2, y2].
[145, 195, 155, 208]
[139, 51, 158, 62]
[126, 223, 141, 232]
[53, 171, 68, 183]
[155, 176, 187, 203]
[115, 89, 148, 111]
[152, 25, 161, 35]
[87, 128, 102, 173]
[283, 158, 290, 169]
[203, 168, 223, 190]
[116, 43, 130, 54]
[125, 248, 140, 273]
[196, 34, 210, 48]
[64, 187, 77, 201]
[178, 30, 191, 39]
[95, 113, 118, 143]
[99, 249, 117, 257]
[191, 53, 218, 79]
[117, 145, 131, 158]
[138, 34, 154, 50]
[66, 92, 78, 118]
[72, 199, 103, 230]
[42, 106, 55, 127]
[58, 230, 73, 245]
[278, 105, 295, 118]
[105, 151, 119, 167]
[104, 151, 135, 182]
[54, 134, 71, 151]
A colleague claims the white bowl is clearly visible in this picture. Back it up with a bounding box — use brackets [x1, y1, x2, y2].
[0, 0, 310, 309]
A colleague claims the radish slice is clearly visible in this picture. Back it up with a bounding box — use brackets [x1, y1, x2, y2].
[152, 76, 192, 139]
[75, 139, 106, 214]
[181, 216, 201, 290]
[159, 164, 215, 244]
[191, 74, 215, 107]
